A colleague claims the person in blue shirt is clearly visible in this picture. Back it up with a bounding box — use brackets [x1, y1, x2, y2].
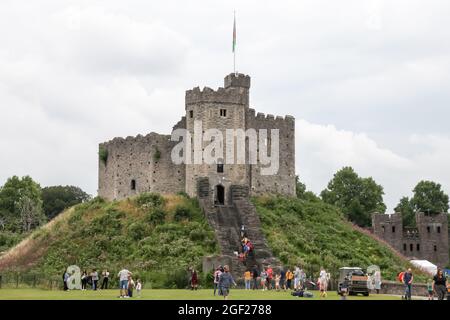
[403, 268, 414, 300]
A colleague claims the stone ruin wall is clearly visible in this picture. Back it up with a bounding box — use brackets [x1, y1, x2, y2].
[98, 132, 185, 200]
[372, 212, 449, 267]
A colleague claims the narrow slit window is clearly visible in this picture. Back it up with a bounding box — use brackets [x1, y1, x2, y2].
[392, 226, 396, 233]
[410, 244, 413, 252]
[403, 244, 407, 251]
[189, 110, 194, 118]
[131, 179, 136, 190]
[416, 244, 420, 251]
[217, 164, 224, 173]
[220, 109, 227, 117]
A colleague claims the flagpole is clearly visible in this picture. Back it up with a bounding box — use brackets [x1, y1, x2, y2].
[233, 10, 236, 75]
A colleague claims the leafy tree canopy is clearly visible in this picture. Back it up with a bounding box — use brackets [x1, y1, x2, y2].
[411, 180, 449, 214]
[0, 176, 43, 232]
[320, 167, 386, 227]
[42, 186, 91, 219]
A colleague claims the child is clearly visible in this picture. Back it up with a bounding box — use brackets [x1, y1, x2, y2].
[127, 275, 135, 298]
[275, 274, 281, 291]
[427, 278, 434, 300]
[260, 270, 267, 291]
[136, 279, 142, 298]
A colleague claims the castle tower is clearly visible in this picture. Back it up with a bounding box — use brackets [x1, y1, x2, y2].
[185, 73, 251, 204]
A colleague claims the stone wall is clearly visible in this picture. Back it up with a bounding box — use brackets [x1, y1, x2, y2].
[379, 281, 428, 297]
[98, 132, 185, 200]
[372, 212, 449, 267]
[245, 108, 296, 197]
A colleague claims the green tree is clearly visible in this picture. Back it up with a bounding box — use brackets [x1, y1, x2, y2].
[17, 195, 46, 232]
[320, 167, 386, 227]
[395, 197, 416, 227]
[0, 176, 43, 232]
[42, 186, 91, 219]
[411, 180, 449, 214]
[295, 176, 320, 202]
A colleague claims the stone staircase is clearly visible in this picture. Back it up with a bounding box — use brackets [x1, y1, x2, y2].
[199, 198, 281, 280]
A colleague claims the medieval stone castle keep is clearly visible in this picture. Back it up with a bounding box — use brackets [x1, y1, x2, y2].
[98, 73, 296, 204]
[97, 72, 448, 270]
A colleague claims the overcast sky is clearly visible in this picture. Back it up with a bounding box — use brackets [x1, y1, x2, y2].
[0, 0, 449, 212]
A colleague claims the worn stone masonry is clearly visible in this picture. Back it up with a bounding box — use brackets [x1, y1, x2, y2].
[98, 73, 296, 202]
[372, 212, 449, 267]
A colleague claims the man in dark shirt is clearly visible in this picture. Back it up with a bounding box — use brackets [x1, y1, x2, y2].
[280, 268, 286, 291]
[403, 268, 413, 300]
[251, 266, 259, 290]
[433, 269, 447, 300]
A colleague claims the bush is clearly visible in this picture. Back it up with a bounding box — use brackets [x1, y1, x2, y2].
[135, 193, 165, 209]
[173, 205, 193, 221]
[128, 222, 148, 240]
[147, 208, 166, 225]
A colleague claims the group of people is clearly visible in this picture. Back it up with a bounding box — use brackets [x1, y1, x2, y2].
[118, 268, 142, 298]
[62, 267, 142, 298]
[212, 265, 237, 300]
[236, 226, 254, 262]
[214, 264, 330, 298]
[399, 267, 448, 300]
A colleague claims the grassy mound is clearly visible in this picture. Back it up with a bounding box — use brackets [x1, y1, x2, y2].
[0, 194, 218, 288]
[253, 196, 426, 282]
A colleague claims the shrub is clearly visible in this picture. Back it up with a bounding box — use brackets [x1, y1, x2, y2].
[128, 222, 148, 241]
[147, 208, 166, 225]
[135, 193, 165, 209]
[153, 147, 161, 161]
[173, 205, 192, 221]
[98, 147, 108, 164]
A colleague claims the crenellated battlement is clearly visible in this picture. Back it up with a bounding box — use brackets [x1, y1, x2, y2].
[100, 132, 170, 148]
[250, 109, 295, 125]
[185, 86, 249, 106]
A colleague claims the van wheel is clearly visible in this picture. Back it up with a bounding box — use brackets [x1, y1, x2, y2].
[363, 292, 369, 297]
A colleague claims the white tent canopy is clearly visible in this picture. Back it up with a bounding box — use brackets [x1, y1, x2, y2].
[409, 260, 437, 275]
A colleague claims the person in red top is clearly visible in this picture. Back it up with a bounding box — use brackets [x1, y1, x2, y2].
[266, 266, 273, 290]
[191, 269, 198, 291]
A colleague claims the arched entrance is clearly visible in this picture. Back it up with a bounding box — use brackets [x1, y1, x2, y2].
[215, 185, 225, 205]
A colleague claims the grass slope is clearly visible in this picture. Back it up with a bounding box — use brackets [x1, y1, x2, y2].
[0, 194, 218, 288]
[253, 196, 426, 282]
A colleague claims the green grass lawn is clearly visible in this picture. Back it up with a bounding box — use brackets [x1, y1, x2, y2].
[0, 289, 402, 300]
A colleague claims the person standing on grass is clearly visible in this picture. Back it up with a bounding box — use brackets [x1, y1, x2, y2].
[374, 270, 381, 294]
[191, 269, 198, 291]
[275, 274, 281, 291]
[432, 269, 447, 300]
[127, 275, 135, 298]
[213, 266, 222, 296]
[91, 269, 99, 290]
[136, 279, 142, 298]
[266, 266, 273, 290]
[218, 265, 236, 300]
[286, 269, 293, 290]
[299, 268, 306, 290]
[293, 266, 301, 290]
[101, 269, 109, 290]
[244, 269, 252, 290]
[279, 268, 286, 291]
[427, 278, 434, 300]
[403, 268, 413, 300]
[319, 267, 329, 298]
[81, 270, 88, 291]
[251, 265, 259, 290]
[63, 269, 70, 291]
[118, 268, 131, 298]
[260, 269, 267, 291]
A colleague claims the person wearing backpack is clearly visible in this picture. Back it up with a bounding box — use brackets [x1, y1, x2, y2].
[213, 266, 222, 296]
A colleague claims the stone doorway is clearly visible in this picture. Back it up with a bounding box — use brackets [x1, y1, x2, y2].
[215, 185, 225, 205]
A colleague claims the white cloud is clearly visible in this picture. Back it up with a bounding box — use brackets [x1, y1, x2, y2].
[0, 0, 449, 213]
[297, 120, 450, 211]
